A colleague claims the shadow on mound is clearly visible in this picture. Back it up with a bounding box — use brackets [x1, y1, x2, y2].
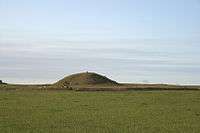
[54, 72, 119, 88]
[0, 80, 7, 85]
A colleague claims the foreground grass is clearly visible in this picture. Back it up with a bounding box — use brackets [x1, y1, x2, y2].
[0, 90, 200, 133]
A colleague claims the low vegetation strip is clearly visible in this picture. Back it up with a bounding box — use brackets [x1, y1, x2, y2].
[0, 84, 199, 91]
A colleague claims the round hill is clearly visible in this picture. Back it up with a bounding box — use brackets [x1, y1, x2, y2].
[54, 72, 118, 88]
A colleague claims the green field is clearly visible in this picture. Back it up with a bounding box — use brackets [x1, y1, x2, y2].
[0, 90, 200, 133]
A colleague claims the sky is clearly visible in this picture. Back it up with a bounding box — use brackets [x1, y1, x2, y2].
[0, 0, 200, 84]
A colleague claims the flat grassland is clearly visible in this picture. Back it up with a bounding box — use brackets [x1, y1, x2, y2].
[0, 90, 200, 133]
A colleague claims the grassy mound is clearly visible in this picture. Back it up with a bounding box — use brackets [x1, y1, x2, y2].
[54, 72, 118, 88]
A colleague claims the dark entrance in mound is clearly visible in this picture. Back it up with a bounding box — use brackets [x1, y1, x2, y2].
[0, 80, 6, 84]
[54, 72, 118, 88]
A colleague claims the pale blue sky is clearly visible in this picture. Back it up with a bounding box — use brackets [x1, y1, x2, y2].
[0, 0, 200, 84]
